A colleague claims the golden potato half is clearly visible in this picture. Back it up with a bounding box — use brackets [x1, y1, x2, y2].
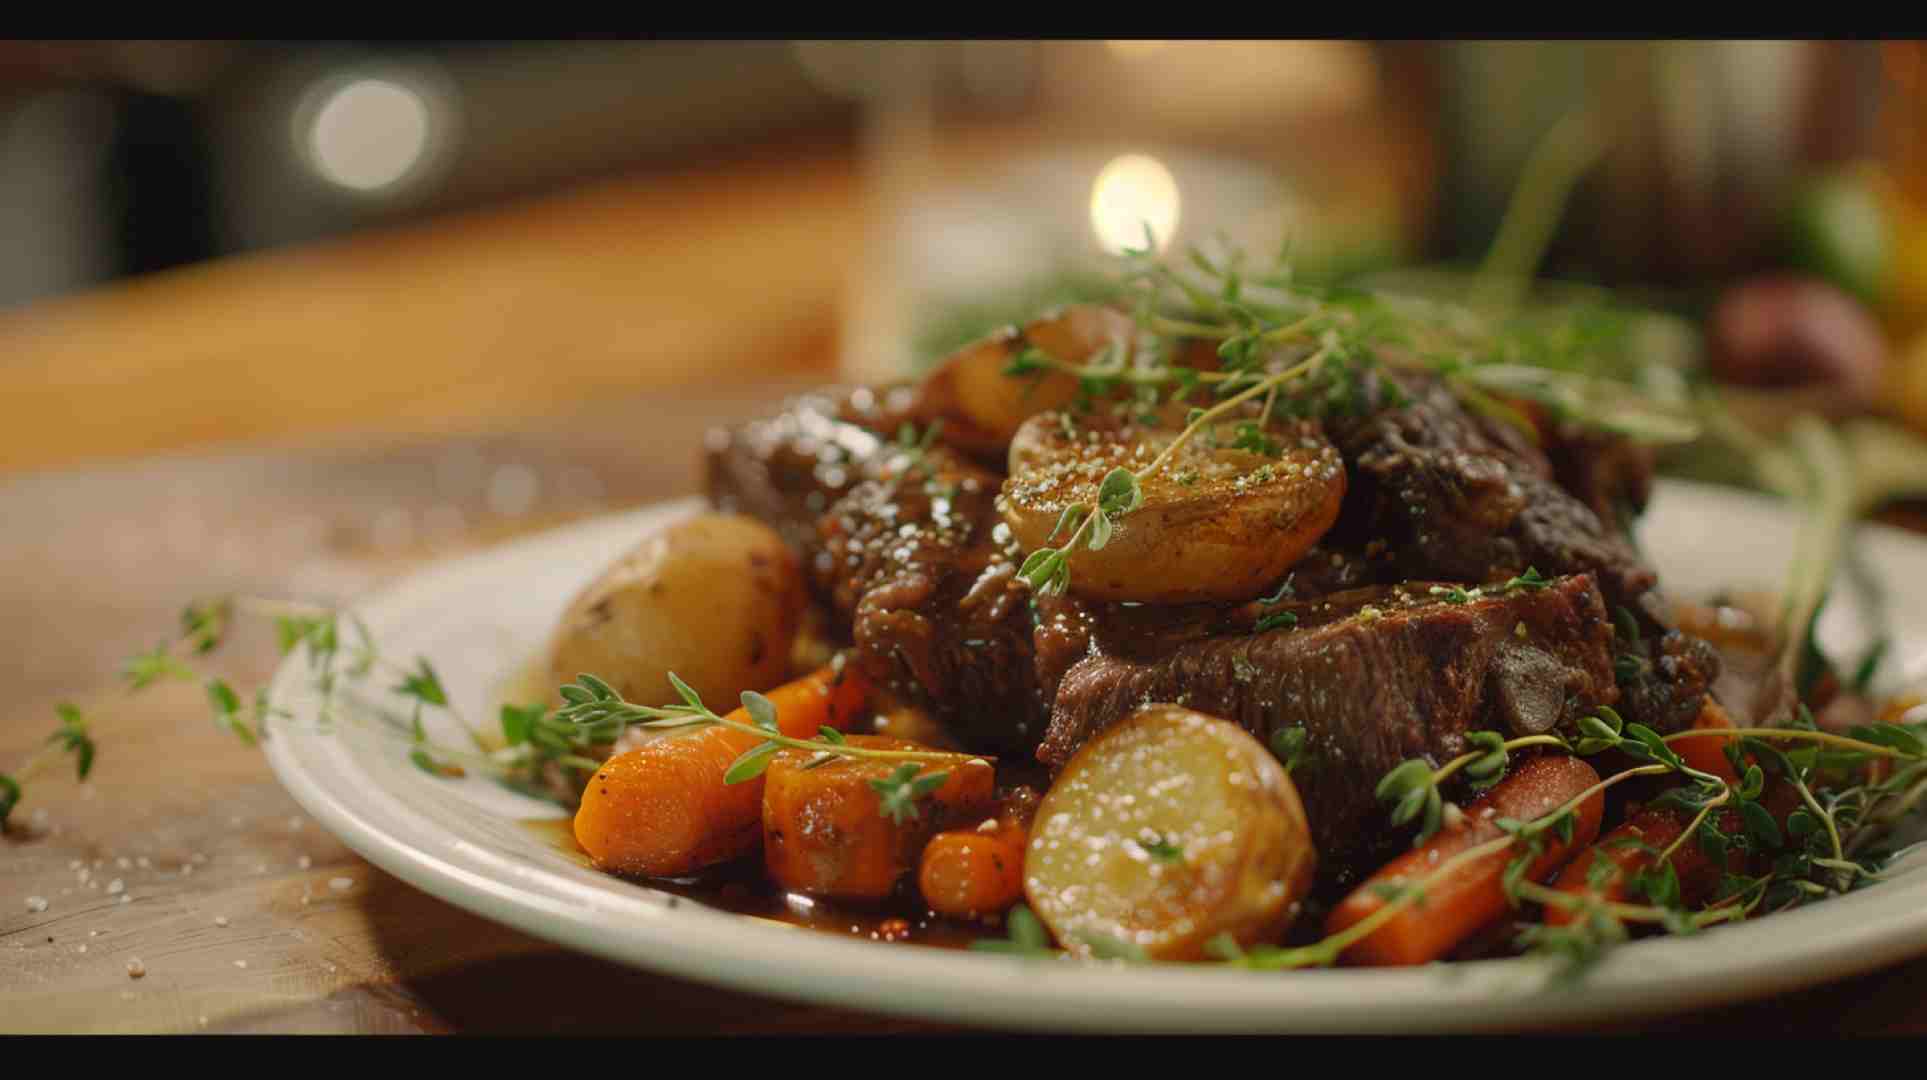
[999, 406, 1344, 603]
[1025, 705, 1317, 961]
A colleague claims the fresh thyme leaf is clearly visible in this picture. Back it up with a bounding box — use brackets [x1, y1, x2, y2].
[0, 774, 19, 832]
[723, 740, 781, 785]
[1611, 606, 1645, 649]
[122, 644, 194, 690]
[1096, 467, 1143, 517]
[970, 903, 1055, 956]
[662, 671, 701, 713]
[409, 747, 465, 779]
[1258, 576, 1296, 606]
[499, 704, 543, 747]
[1270, 725, 1309, 772]
[1138, 833, 1184, 863]
[1849, 638, 1889, 695]
[1203, 932, 1247, 964]
[180, 599, 230, 654]
[1077, 929, 1151, 963]
[741, 690, 779, 734]
[867, 762, 951, 824]
[206, 678, 254, 746]
[1429, 585, 1478, 605]
[1086, 508, 1115, 552]
[49, 704, 94, 780]
[394, 658, 448, 708]
[1255, 611, 1298, 633]
[1502, 567, 1551, 592]
[1046, 503, 1085, 542]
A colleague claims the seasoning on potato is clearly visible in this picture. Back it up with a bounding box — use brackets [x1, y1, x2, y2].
[545, 512, 809, 712]
[1023, 705, 1317, 961]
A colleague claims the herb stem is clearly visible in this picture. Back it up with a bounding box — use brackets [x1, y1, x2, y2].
[1662, 727, 1920, 760]
[1137, 348, 1330, 482]
[1430, 734, 1572, 788]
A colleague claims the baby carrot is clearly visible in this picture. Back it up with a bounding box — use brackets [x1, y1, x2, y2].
[572, 663, 870, 877]
[1669, 697, 1742, 786]
[1325, 754, 1605, 966]
[918, 817, 1028, 919]
[1541, 804, 1742, 926]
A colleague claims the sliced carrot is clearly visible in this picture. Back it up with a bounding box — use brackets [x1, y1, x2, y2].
[918, 818, 1028, 919]
[1542, 804, 1742, 926]
[1670, 697, 1742, 785]
[572, 663, 869, 877]
[1326, 754, 1604, 966]
[764, 737, 995, 901]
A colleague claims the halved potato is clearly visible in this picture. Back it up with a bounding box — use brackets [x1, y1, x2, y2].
[911, 305, 1141, 453]
[1025, 705, 1316, 961]
[999, 406, 1345, 603]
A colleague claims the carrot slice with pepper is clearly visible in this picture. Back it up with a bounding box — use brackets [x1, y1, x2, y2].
[572, 663, 869, 877]
[1326, 754, 1605, 966]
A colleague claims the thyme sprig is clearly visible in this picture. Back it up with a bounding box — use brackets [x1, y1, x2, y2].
[551, 673, 980, 789]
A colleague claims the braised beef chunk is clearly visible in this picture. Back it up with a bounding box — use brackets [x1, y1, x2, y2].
[815, 446, 1045, 753]
[1543, 422, 1657, 535]
[704, 389, 889, 556]
[1042, 574, 1617, 875]
[1029, 542, 1384, 707]
[1331, 373, 1711, 733]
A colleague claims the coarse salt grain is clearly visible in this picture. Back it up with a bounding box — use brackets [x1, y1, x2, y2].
[297, 856, 312, 870]
[136, 856, 151, 869]
[68, 859, 81, 871]
[119, 895, 130, 905]
[233, 960, 248, 969]
[25, 896, 48, 912]
[77, 945, 87, 953]
[126, 958, 145, 978]
[255, 863, 267, 874]
[289, 817, 304, 831]
[106, 878, 124, 895]
[214, 916, 229, 927]
[116, 857, 131, 869]
[329, 877, 353, 891]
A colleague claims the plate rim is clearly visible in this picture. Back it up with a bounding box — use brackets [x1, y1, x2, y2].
[261, 480, 1927, 1033]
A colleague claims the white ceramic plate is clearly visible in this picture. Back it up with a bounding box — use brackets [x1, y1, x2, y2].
[262, 479, 1927, 1033]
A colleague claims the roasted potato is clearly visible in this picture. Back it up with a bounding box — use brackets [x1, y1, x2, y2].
[911, 305, 1141, 453]
[545, 513, 808, 711]
[1024, 705, 1316, 961]
[999, 406, 1345, 603]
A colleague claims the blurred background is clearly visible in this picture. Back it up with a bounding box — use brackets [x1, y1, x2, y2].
[3, 39, 1926, 464]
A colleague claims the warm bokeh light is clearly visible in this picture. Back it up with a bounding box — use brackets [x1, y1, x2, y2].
[306, 77, 432, 192]
[1090, 153, 1181, 255]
